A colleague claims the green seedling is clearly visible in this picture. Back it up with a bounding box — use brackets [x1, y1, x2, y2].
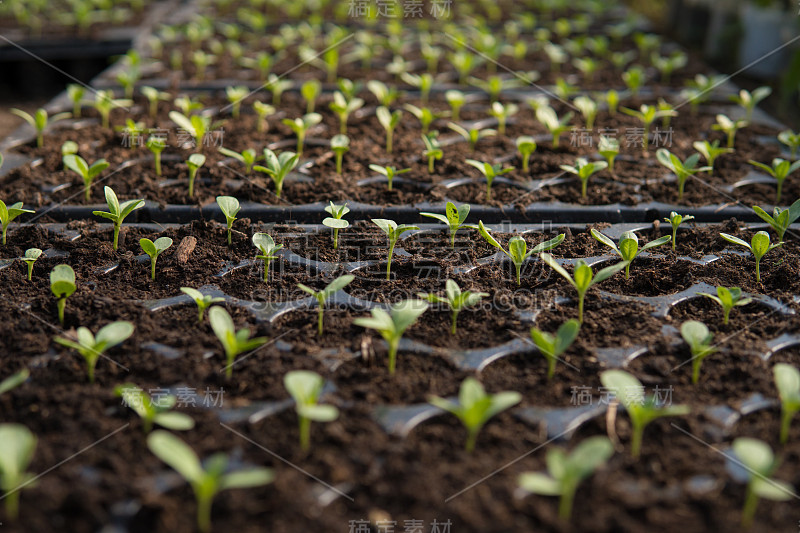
[621, 104, 676, 153]
[209, 306, 267, 379]
[376, 106, 402, 154]
[559, 158, 608, 199]
[10, 107, 70, 148]
[253, 101, 276, 133]
[61, 141, 78, 162]
[651, 51, 688, 83]
[720, 231, 782, 283]
[145, 136, 166, 177]
[298, 275, 354, 336]
[420, 201, 474, 249]
[140, 237, 173, 280]
[329, 92, 364, 134]
[353, 299, 428, 374]
[428, 377, 520, 453]
[693, 140, 733, 174]
[712, 114, 747, 149]
[369, 164, 410, 192]
[488, 101, 518, 136]
[67, 84, 85, 118]
[140, 86, 170, 119]
[281, 113, 321, 155]
[573, 95, 598, 130]
[322, 202, 350, 249]
[680, 320, 718, 384]
[186, 154, 206, 198]
[518, 436, 613, 521]
[224, 86, 249, 118]
[448, 122, 496, 152]
[404, 104, 446, 135]
[516, 136, 537, 173]
[0, 424, 37, 521]
[300, 80, 321, 114]
[479, 221, 564, 285]
[591, 229, 671, 279]
[774, 363, 800, 444]
[266, 74, 293, 106]
[445, 90, 466, 122]
[19, 248, 42, 281]
[252, 233, 283, 282]
[62, 154, 109, 202]
[603, 89, 620, 116]
[284, 370, 339, 451]
[597, 135, 620, 173]
[147, 430, 274, 533]
[656, 149, 710, 202]
[367, 80, 399, 107]
[621, 65, 646, 97]
[0, 369, 29, 396]
[54, 321, 133, 383]
[748, 158, 800, 205]
[168, 112, 214, 149]
[530, 319, 580, 379]
[93, 90, 132, 129]
[115, 383, 195, 433]
[402, 72, 435, 104]
[600, 370, 690, 458]
[730, 87, 771, 122]
[699, 287, 752, 326]
[173, 95, 203, 116]
[372, 219, 418, 280]
[180, 287, 224, 322]
[0, 200, 34, 245]
[752, 200, 800, 241]
[465, 160, 514, 201]
[218, 147, 258, 174]
[336, 78, 362, 101]
[731, 437, 793, 527]
[422, 132, 443, 173]
[216, 196, 240, 245]
[93, 186, 144, 250]
[536, 106, 573, 148]
[778, 130, 800, 159]
[664, 211, 694, 250]
[330, 134, 350, 175]
[417, 279, 488, 335]
[49, 264, 75, 325]
[240, 51, 275, 81]
[253, 149, 300, 198]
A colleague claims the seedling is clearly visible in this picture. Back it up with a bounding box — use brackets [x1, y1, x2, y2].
[147, 430, 274, 533]
[140, 237, 173, 280]
[354, 299, 428, 374]
[224, 86, 249, 118]
[0, 369, 28, 396]
[719, 230, 782, 282]
[93, 90, 132, 129]
[369, 164, 410, 192]
[600, 370, 690, 458]
[253, 101, 276, 133]
[479, 221, 564, 285]
[168, 111, 214, 149]
[752, 199, 800, 241]
[266, 74, 293, 106]
[404, 104, 446, 135]
[401, 72, 435, 104]
[300, 80, 321, 114]
[559, 158, 608, 199]
[0, 424, 37, 521]
[216, 196, 240, 245]
[252, 233, 283, 282]
[115, 383, 195, 433]
[67, 84, 85, 117]
[597, 135, 620, 174]
[209, 306, 267, 379]
[422, 132, 443, 173]
[699, 287, 752, 326]
[621, 65, 646, 97]
[367, 80, 399, 107]
[516, 136, 536, 173]
[10, 107, 70, 148]
[573, 95, 598, 130]
[663, 211, 694, 250]
[603, 89, 620, 116]
[465, 160, 514, 201]
[679, 320, 718, 384]
[488, 101, 518, 136]
[284, 370, 339, 451]
[281, 113, 321, 155]
[693, 140, 733, 174]
[591, 229, 671, 279]
[93, 187, 144, 250]
[540, 254, 627, 322]
[420, 201, 475, 248]
[621, 104, 676, 152]
[140, 86, 170, 119]
[372, 219, 418, 280]
[731, 438, 793, 527]
[50, 264, 75, 325]
[0, 201, 34, 245]
[518, 436, 613, 520]
[428, 377, 520, 452]
[778, 129, 800, 159]
[774, 363, 800, 444]
[218, 147, 259, 174]
[655, 149, 710, 201]
[298, 275, 354, 336]
[62, 154, 109, 202]
[712, 114, 747, 149]
[445, 90, 466, 122]
[186, 154, 206, 198]
[417, 279, 488, 335]
[324, 134, 349, 175]
[19, 248, 42, 281]
[145, 136, 166, 177]
[322, 202, 350, 249]
[253, 149, 300, 198]
[376, 106, 402, 154]
[174, 95, 203, 116]
[748, 158, 800, 204]
[180, 287, 224, 322]
[535, 106, 573, 148]
[530, 319, 580, 379]
[54, 321, 133, 382]
[329, 92, 364, 134]
[730, 87, 771, 122]
[448, 123, 496, 152]
[651, 51, 687, 83]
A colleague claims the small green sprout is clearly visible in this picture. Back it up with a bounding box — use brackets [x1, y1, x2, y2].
[62, 154, 109, 202]
[253, 101, 276, 133]
[173, 95, 203, 116]
[284, 370, 339, 451]
[282, 113, 322, 155]
[720, 231, 782, 283]
[181, 287, 224, 322]
[0, 424, 37, 521]
[216, 196, 240, 245]
[252, 233, 283, 282]
[655, 149, 710, 202]
[186, 154, 206, 198]
[591, 229, 671, 279]
[651, 51, 688, 83]
[420, 201, 474, 249]
[573, 95, 598, 130]
[61, 141, 78, 160]
[376, 106, 402, 154]
[712, 114, 748, 149]
[372, 218, 419, 280]
[535, 106, 573, 148]
[329, 91, 364, 134]
[428, 377, 520, 452]
[664, 211, 694, 250]
[692, 140, 733, 174]
[54, 321, 133, 382]
[300, 80, 321, 114]
[621, 65, 646, 97]
[140, 237, 173, 280]
[253, 149, 300, 198]
[224, 85, 249, 118]
[93, 90, 132, 129]
[417, 279, 488, 335]
[559, 158, 608, 199]
[540, 254, 627, 323]
[448, 122, 497, 152]
[518, 436, 613, 521]
[621, 104, 676, 153]
[266, 74, 293, 106]
[168, 111, 213, 149]
[19, 248, 42, 281]
[597, 135, 620, 174]
[93, 186, 145, 250]
[369, 164, 411, 192]
[322, 202, 350, 249]
[516, 136, 537, 173]
[699, 287, 752, 326]
[488, 101, 518, 136]
[143, 136, 166, 177]
[479, 221, 564, 285]
[368, 80, 399, 107]
[778, 129, 800, 159]
[115, 383, 195, 433]
[774, 363, 800, 444]
[209, 306, 267, 379]
[50, 264, 75, 325]
[730, 87, 772, 122]
[147, 430, 274, 533]
[404, 104, 446, 135]
[140, 86, 170, 119]
[680, 320, 718, 384]
[218, 147, 259, 174]
[353, 299, 429, 374]
[603, 89, 620, 116]
[422, 132, 443, 173]
[0, 369, 29, 396]
[752, 199, 800, 241]
[748, 158, 800, 205]
[445, 90, 466, 121]
[0, 200, 34, 245]
[465, 160, 514, 201]
[10, 107, 70, 148]
[600, 370, 690, 458]
[530, 319, 580, 379]
[67, 84, 85, 117]
[731, 438, 793, 527]
[401, 72, 435, 104]
[330, 134, 349, 175]
[298, 275, 355, 336]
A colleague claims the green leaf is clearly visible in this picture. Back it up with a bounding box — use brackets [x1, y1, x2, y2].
[518, 472, 563, 495]
[720, 233, 750, 249]
[153, 411, 196, 431]
[95, 321, 134, 349]
[147, 430, 204, 483]
[0, 369, 29, 396]
[50, 264, 76, 298]
[599, 370, 642, 410]
[590, 229, 619, 253]
[732, 437, 775, 476]
[0, 424, 36, 479]
[774, 363, 800, 401]
[216, 196, 241, 219]
[219, 468, 275, 491]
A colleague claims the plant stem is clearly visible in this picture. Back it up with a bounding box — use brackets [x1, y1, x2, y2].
[85, 183, 91, 202]
[450, 310, 458, 335]
[5, 490, 20, 521]
[336, 152, 343, 174]
[317, 306, 324, 336]
[780, 409, 792, 444]
[387, 338, 399, 374]
[465, 429, 478, 453]
[755, 258, 761, 283]
[387, 176, 393, 191]
[671, 229, 677, 250]
[558, 486, 575, 521]
[1, 225, 6, 245]
[581, 178, 588, 199]
[386, 130, 393, 154]
[643, 124, 650, 152]
[333, 228, 339, 249]
[151, 257, 157, 280]
[678, 178, 686, 202]
[113, 224, 120, 251]
[263, 258, 270, 282]
[197, 494, 213, 533]
[386, 241, 396, 280]
[577, 292, 585, 323]
[189, 173, 196, 198]
[299, 416, 311, 451]
[522, 153, 530, 172]
[723, 309, 730, 325]
[154, 153, 162, 176]
[27, 262, 33, 280]
[624, 262, 630, 279]
[692, 358, 701, 385]
[57, 297, 66, 325]
[514, 261, 522, 285]
[226, 352, 234, 379]
[741, 484, 758, 527]
[36, 132, 43, 148]
[227, 226, 232, 246]
[776, 180, 783, 205]
[631, 423, 643, 459]
[428, 157, 434, 173]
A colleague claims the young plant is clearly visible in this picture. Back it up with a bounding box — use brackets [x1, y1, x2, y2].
[10, 107, 70, 148]
[115, 383, 195, 433]
[281, 113, 322, 155]
[252, 233, 283, 282]
[731, 437, 793, 527]
[216, 196, 240, 245]
[778, 129, 800, 159]
[369, 164, 410, 192]
[752, 199, 800, 241]
[50, 264, 75, 326]
[186, 154, 206, 198]
[140, 237, 173, 280]
[693, 140, 733, 174]
[253, 101, 276, 133]
[322, 202, 350, 249]
[376, 106, 402, 154]
[62, 154, 109, 202]
[140, 86, 170, 119]
[516, 136, 537, 173]
[224, 85, 249, 118]
[730, 87, 772, 122]
[402, 72, 435, 104]
[478, 222, 564, 285]
[300, 80, 321, 114]
[655, 149, 710, 202]
[748, 158, 800, 205]
[168, 111, 213, 149]
[180, 287, 224, 322]
[774, 363, 800, 444]
[0, 201, 34, 246]
[621, 65, 646, 97]
[540, 254, 627, 323]
[663, 211, 694, 250]
[93, 90, 132, 129]
[266, 74, 293, 106]
[367, 80, 399, 107]
[573, 95, 598, 130]
[417, 279, 488, 335]
[559, 158, 608, 199]
[597, 135, 620, 174]
[353, 299, 429, 374]
[422, 132, 443, 173]
[297, 275, 355, 336]
[253, 149, 300, 198]
[621, 104, 676, 152]
[209, 306, 267, 379]
[447, 122, 496, 152]
[445, 90, 466, 122]
[712, 114, 747, 149]
[372, 219, 418, 280]
[488, 101, 518, 136]
[420, 201, 475, 249]
[325, 134, 349, 176]
[465, 160, 514, 201]
[93, 186, 145, 250]
[54, 321, 133, 383]
[535, 106, 573, 148]
[404, 104, 446, 135]
[600, 370, 690, 458]
[142, 135, 166, 176]
[651, 51, 688, 83]
[329, 92, 364, 134]
[530, 319, 580, 379]
[428, 377, 520, 452]
[590, 229, 671, 279]
[19, 248, 42, 281]
[699, 287, 752, 326]
[218, 147, 258, 174]
[284, 371, 339, 451]
[0, 424, 37, 521]
[719, 231, 782, 283]
[518, 436, 614, 521]
[67, 84, 85, 117]
[680, 320, 718, 384]
[147, 430, 274, 533]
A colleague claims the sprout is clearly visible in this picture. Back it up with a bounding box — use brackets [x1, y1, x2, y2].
[209, 306, 267, 379]
[417, 279, 488, 335]
[174, 95, 203, 115]
[591, 229, 671, 279]
[62, 154, 109, 203]
[253, 101, 276, 133]
[603, 89, 620, 116]
[774, 363, 800, 444]
[651, 51, 688, 83]
[518, 436, 613, 521]
[284, 371, 339, 451]
[692, 140, 733, 174]
[422, 132, 443, 173]
[752, 200, 800, 242]
[369, 164, 410, 192]
[140, 86, 170, 119]
[748, 158, 800, 205]
[19, 248, 42, 281]
[216, 196, 240, 245]
[218, 147, 259, 174]
[0, 200, 34, 246]
[0, 424, 37, 521]
[655, 149, 710, 202]
[50, 264, 75, 326]
[329, 92, 364, 135]
[663, 211, 694, 250]
[428, 377, 520, 452]
[190, 50, 214, 80]
[224, 85, 249, 118]
[535, 105, 573, 148]
[336, 78, 362, 101]
[115, 383, 195, 433]
[465, 159, 514, 201]
[67, 84, 85, 117]
[778, 129, 800, 159]
[252, 233, 283, 283]
[699, 287, 752, 326]
[530, 319, 580, 379]
[573, 57, 600, 81]
[367, 80, 399, 107]
[147, 430, 274, 533]
[144, 136, 166, 177]
[657, 98, 678, 129]
[93, 186, 144, 250]
[322, 202, 350, 249]
[600, 370, 690, 458]
[540, 254, 626, 323]
[445, 90, 466, 122]
[621, 104, 676, 153]
[266, 74, 293, 106]
[719, 231, 782, 283]
[372, 218, 419, 280]
[282, 113, 322, 155]
[621, 65, 646, 97]
[420, 201, 475, 249]
[93, 90, 132, 129]
[542, 42, 567, 72]
[573, 95, 598, 130]
[712, 114, 748, 149]
[516, 136, 537, 173]
[54, 321, 133, 382]
[449, 50, 478, 84]
[180, 287, 224, 322]
[679, 320, 718, 384]
[253, 149, 300, 198]
[731, 438, 793, 527]
[401, 72, 434, 104]
[10, 107, 70, 148]
[730, 87, 771, 122]
[559, 158, 608, 199]
[404, 104, 446, 135]
[488, 101, 518, 136]
[353, 299, 428, 374]
[447, 122, 497, 152]
[186, 154, 206, 198]
[298, 275, 354, 336]
[0, 369, 28, 396]
[140, 237, 173, 280]
[240, 51, 275, 81]
[479, 221, 564, 285]
[594, 135, 619, 175]
[168, 111, 214, 149]
[376, 106, 402, 154]
[300, 80, 321, 114]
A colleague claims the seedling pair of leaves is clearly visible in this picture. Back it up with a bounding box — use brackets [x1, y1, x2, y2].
[478, 221, 565, 285]
[749, 158, 800, 204]
[663, 211, 694, 250]
[216, 196, 240, 245]
[0, 200, 34, 246]
[372, 219, 419, 280]
[252, 233, 282, 282]
[93, 186, 144, 250]
[369, 164, 410, 192]
[417, 279, 487, 335]
[180, 287, 225, 322]
[699, 287, 752, 326]
[353, 299, 429, 374]
[719, 231, 782, 283]
[10, 107, 70, 147]
[322, 202, 349, 249]
[54, 321, 134, 383]
[420, 201, 475, 248]
[50, 264, 76, 325]
[752, 199, 800, 242]
[591, 229, 671, 279]
[465, 160, 514, 201]
[18, 248, 42, 281]
[731, 438, 794, 527]
[253, 149, 300, 198]
[209, 306, 267, 378]
[63, 155, 109, 202]
[297, 275, 354, 336]
[774, 363, 800, 444]
[140, 237, 173, 280]
[284, 370, 339, 451]
[680, 320, 719, 384]
[655, 149, 710, 201]
[530, 319, 580, 379]
[0, 424, 37, 521]
[115, 383, 195, 433]
[559, 158, 608, 199]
